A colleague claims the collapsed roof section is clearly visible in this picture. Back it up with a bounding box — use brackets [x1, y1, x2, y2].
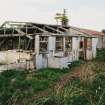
[0, 21, 104, 38]
[0, 21, 69, 38]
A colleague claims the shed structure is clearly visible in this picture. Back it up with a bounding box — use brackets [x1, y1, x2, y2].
[0, 21, 104, 70]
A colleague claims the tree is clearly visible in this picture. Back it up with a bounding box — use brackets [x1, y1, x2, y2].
[102, 29, 105, 34]
[55, 9, 69, 26]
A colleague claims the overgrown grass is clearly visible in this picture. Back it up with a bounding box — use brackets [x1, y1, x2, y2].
[96, 49, 105, 61]
[0, 60, 83, 105]
[33, 72, 105, 105]
[68, 60, 83, 69]
[32, 60, 105, 105]
[0, 68, 67, 105]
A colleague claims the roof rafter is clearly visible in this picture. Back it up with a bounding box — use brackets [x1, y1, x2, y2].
[58, 27, 68, 31]
[45, 25, 64, 34]
[29, 24, 49, 33]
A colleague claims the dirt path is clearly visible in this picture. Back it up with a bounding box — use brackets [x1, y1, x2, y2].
[34, 61, 97, 99]
[54, 63, 95, 92]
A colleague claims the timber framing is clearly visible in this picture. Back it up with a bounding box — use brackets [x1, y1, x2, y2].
[0, 21, 100, 51]
[0, 21, 69, 51]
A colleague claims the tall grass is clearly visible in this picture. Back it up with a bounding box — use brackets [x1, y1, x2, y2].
[0, 68, 67, 105]
[32, 61, 105, 105]
[96, 49, 105, 61]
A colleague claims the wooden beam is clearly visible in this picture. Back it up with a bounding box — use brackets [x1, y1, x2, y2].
[0, 39, 6, 47]
[32, 25, 49, 33]
[58, 27, 68, 31]
[0, 21, 8, 27]
[26, 35, 33, 39]
[45, 25, 64, 34]
[15, 28, 25, 35]
[0, 34, 19, 37]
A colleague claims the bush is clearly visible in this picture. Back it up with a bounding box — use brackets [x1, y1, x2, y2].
[96, 49, 105, 61]
[68, 60, 83, 69]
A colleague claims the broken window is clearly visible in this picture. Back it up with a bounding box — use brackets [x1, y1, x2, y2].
[65, 37, 72, 51]
[80, 41, 84, 49]
[39, 36, 48, 52]
[87, 38, 92, 49]
[56, 36, 63, 51]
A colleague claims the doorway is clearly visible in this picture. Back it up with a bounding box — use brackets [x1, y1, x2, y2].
[79, 38, 87, 60]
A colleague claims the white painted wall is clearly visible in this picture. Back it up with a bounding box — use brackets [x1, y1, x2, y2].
[46, 36, 80, 69]
[35, 54, 48, 69]
[35, 35, 39, 54]
[0, 52, 7, 64]
[48, 55, 72, 69]
[36, 54, 43, 69]
[0, 51, 31, 64]
[34, 33, 98, 69]
[86, 50, 92, 60]
[92, 38, 98, 58]
[59, 55, 72, 68]
[48, 36, 55, 56]
[102, 36, 105, 48]
[48, 36, 55, 51]
[72, 37, 79, 61]
[97, 36, 103, 49]
[86, 38, 98, 60]
[48, 57, 60, 68]
[35, 36, 80, 69]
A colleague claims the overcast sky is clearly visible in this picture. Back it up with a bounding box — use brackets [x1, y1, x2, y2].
[0, 0, 105, 31]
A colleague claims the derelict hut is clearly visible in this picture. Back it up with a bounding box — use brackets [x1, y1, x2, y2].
[0, 21, 104, 71]
[33, 23, 74, 69]
[69, 26, 105, 60]
[0, 21, 75, 70]
[101, 30, 105, 48]
[0, 21, 36, 71]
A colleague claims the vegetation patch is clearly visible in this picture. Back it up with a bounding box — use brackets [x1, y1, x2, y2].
[1, 56, 105, 105]
[68, 60, 83, 69]
[96, 48, 105, 61]
[0, 68, 67, 105]
[33, 71, 105, 105]
[32, 59, 105, 105]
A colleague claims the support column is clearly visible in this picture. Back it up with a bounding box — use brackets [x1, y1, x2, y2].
[63, 37, 66, 52]
[34, 35, 40, 70]
[35, 35, 39, 55]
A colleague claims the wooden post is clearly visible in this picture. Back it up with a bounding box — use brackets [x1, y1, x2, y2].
[63, 36, 66, 52]
[84, 38, 87, 60]
[33, 35, 36, 70]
